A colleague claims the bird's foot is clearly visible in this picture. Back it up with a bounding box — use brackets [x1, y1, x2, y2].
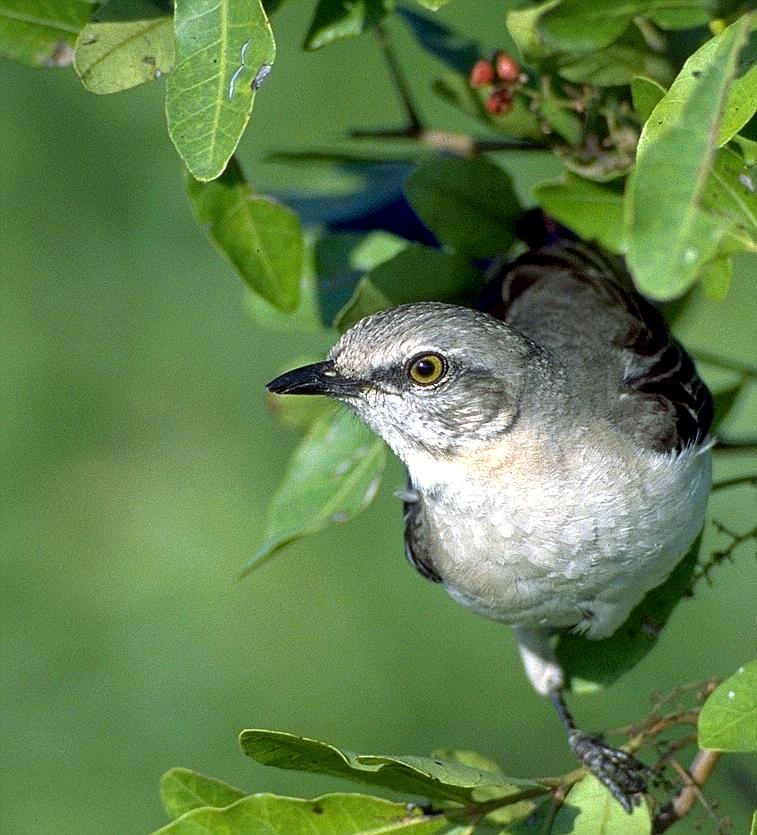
[568, 730, 651, 813]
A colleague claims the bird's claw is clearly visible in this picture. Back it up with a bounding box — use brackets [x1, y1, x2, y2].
[568, 731, 651, 813]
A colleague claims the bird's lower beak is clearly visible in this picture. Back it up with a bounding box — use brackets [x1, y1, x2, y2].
[266, 360, 361, 397]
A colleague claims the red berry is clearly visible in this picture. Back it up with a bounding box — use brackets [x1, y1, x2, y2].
[469, 59, 495, 88]
[495, 52, 520, 83]
[486, 87, 512, 115]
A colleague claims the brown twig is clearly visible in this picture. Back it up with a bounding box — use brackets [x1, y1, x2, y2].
[653, 750, 723, 834]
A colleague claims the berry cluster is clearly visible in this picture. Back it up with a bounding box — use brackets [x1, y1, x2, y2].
[469, 52, 523, 115]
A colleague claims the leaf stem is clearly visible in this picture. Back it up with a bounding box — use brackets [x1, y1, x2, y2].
[375, 22, 423, 136]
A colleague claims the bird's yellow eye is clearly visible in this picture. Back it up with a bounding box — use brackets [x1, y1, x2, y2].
[407, 353, 447, 386]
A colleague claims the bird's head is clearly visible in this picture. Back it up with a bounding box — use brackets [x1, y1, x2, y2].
[267, 302, 543, 460]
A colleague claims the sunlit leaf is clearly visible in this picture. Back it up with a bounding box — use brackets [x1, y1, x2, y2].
[304, 0, 395, 50]
[625, 14, 755, 300]
[152, 792, 449, 834]
[552, 774, 651, 834]
[245, 250, 328, 334]
[334, 246, 482, 331]
[404, 158, 522, 257]
[185, 158, 303, 312]
[535, 175, 624, 252]
[699, 660, 757, 751]
[160, 768, 246, 819]
[413, 0, 454, 9]
[718, 27, 757, 145]
[239, 729, 546, 804]
[505, 0, 561, 62]
[0, 0, 96, 66]
[539, 0, 712, 53]
[74, 0, 173, 94]
[166, 0, 275, 181]
[241, 409, 386, 575]
[556, 536, 702, 692]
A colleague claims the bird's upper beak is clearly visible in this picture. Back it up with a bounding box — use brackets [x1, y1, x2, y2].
[266, 360, 362, 398]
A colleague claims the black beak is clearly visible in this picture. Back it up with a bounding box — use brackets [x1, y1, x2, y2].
[266, 360, 360, 397]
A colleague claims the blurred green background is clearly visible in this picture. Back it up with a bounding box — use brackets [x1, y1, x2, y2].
[1, 3, 756, 833]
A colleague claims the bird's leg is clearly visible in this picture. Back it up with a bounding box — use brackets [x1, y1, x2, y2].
[549, 689, 650, 813]
[513, 627, 650, 813]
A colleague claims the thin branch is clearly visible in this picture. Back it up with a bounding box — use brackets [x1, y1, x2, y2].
[375, 22, 422, 136]
[349, 126, 544, 157]
[652, 750, 723, 834]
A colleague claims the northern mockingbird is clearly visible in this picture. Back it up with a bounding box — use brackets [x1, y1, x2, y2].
[266, 241, 713, 811]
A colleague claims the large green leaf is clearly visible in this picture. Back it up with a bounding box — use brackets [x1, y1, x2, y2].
[334, 246, 483, 332]
[185, 158, 303, 312]
[719, 27, 757, 145]
[160, 768, 247, 819]
[304, 0, 395, 50]
[0, 0, 96, 66]
[239, 729, 546, 804]
[404, 158, 522, 258]
[74, 0, 173, 94]
[552, 775, 651, 834]
[152, 792, 449, 835]
[166, 0, 275, 181]
[699, 660, 757, 751]
[241, 409, 386, 575]
[625, 14, 756, 300]
[556, 535, 701, 692]
[539, 0, 712, 53]
[535, 175, 624, 252]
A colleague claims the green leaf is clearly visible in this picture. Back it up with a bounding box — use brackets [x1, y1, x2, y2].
[314, 231, 410, 325]
[552, 774, 651, 834]
[74, 0, 173, 94]
[625, 14, 755, 300]
[701, 147, 757, 252]
[334, 246, 482, 332]
[556, 535, 701, 692]
[699, 256, 733, 300]
[304, 0, 395, 50]
[539, 0, 711, 53]
[0, 0, 96, 67]
[185, 158, 303, 313]
[631, 76, 666, 125]
[166, 0, 275, 182]
[239, 729, 546, 804]
[160, 768, 247, 819]
[152, 792, 448, 835]
[719, 27, 757, 145]
[699, 660, 757, 751]
[241, 409, 386, 575]
[404, 158, 522, 257]
[557, 43, 673, 88]
[535, 175, 625, 252]
[505, 0, 561, 63]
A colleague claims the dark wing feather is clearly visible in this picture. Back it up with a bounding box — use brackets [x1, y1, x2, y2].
[483, 241, 713, 453]
[403, 485, 442, 583]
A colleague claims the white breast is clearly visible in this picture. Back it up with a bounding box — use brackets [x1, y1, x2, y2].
[405, 432, 711, 637]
